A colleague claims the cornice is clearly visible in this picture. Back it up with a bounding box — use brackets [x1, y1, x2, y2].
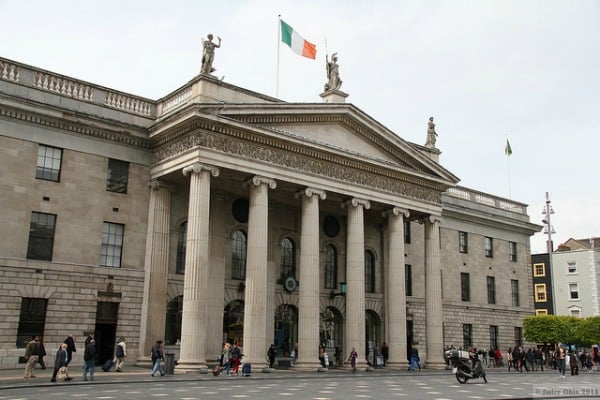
[154, 128, 445, 204]
[0, 103, 151, 149]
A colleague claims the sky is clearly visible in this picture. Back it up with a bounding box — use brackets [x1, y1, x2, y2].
[1, 0, 598, 254]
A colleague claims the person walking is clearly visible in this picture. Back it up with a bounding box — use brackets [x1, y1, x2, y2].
[348, 347, 358, 372]
[63, 334, 76, 366]
[150, 340, 165, 377]
[267, 344, 276, 369]
[37, 339, 47, 370]
[381, 342, 389, 366]
[50, 343, 70, 382]
[115, 337, 126, 372]
[222, 342, 232, 376]
[409, 344, 421, 371]
[23, 336, 40, 379]
[558, 342, 566, 378]
[82, 338, 96, 381]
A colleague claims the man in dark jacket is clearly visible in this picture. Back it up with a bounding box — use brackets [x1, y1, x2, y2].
[83, 338, 96, 381]
[63, 334, 76, 366]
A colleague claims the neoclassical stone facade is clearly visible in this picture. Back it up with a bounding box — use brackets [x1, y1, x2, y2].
[0, 56, 539, 370]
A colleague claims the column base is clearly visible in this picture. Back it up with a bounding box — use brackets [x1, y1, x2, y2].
[424, 359, 447, 370]
[385, 360, 410, 370]
[175, 361, 209, 374]
[292, 360, 323, 372]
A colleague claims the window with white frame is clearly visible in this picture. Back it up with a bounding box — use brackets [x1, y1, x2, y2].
[100, 222, 124, 267]
[485, 237, 493, 258]
[567, 262, 577, 274]
[36, 144, 62, 182]
[570, 308, 581, 318]
[509, 241, 517, 262]
[569, 283, 579, 300]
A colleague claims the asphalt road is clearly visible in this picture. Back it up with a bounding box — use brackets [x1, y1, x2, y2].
[3, 370, 600, 400]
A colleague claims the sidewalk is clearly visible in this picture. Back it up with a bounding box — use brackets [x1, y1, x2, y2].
[0, 364, 557, 390]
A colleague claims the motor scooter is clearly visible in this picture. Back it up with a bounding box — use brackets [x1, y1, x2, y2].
[445, 349, 487, 384]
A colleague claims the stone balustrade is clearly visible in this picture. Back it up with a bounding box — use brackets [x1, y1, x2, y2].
[0, 60, 19, 82]
[446, 186, 525, 214]
[159, 86, 192, 114]
[34, 72, 94, 101]
[105, 92, 153, 116]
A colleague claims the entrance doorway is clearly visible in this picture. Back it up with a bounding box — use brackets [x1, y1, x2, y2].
[94, 302, 119, 365]
[223, 300, 244, 344]
[365, 309, 382, 366]
[274, 304, 298, 357]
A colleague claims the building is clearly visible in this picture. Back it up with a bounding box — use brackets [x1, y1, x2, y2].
[0, 56, 540, 371]
[531, 252, 555, 315]
[550, 238, 600, 317]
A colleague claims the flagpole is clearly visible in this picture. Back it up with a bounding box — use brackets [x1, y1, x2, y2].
[506, 134, 512, 200]
[276, 15, 281, 98]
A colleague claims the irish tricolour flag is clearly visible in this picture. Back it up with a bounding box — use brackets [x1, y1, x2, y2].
[280, 19, 316, 59]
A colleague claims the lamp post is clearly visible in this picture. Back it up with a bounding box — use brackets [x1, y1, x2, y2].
[541, 191, 556, 314]
[329, 282, 347, 300]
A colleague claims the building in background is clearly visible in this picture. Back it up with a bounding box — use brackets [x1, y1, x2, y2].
[531, 252, 555, 315]
[0, 56, 540, 371]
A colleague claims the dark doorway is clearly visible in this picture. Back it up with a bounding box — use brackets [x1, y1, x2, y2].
[94, 302, 119, 365]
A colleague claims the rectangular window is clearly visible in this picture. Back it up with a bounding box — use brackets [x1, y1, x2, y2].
[534, 284, 547, 302]
[487, 276, 496, 304]
[463, 324, 473, 348]
[106, 159, 129, 194]
[405, 264, 412, 297]
[404, 220, 411, 244]
[16, 298, 47, 348]
[489, 325, 498, 351]
[536, 309, 548, 316]
[100, 222, 124, 267]
[570, 309, 581, 318]
[533, 263, 546, 277]
[509, 241, 517, 262]
[459, 231, 468, 253]
[36, 144, 62, 182]
[485, 237, 494, 258]
[514, 327, 522, 347]
[27, 212, 56, 261]
[569, 283, 579, 300]
[460, 272, 470, 302]
[567, 262, 577, 274]
[511, 279, 520, 307]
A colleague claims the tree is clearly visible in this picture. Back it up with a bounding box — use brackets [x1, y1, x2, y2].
[523, 315, 580, 345]
[575, 316, 600, 347]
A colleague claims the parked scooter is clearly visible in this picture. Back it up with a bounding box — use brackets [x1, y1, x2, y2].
[445, 349, 487, 384]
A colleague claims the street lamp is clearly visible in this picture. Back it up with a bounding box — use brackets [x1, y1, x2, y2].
[329, 282, 347, 299]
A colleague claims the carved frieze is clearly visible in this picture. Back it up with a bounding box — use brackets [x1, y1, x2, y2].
[154, 129, 443, 204]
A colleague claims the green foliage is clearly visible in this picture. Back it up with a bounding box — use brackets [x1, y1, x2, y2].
[524, 315, 598, 346]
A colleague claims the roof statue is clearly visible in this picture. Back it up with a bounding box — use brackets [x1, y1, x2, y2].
[201, 34, 221, 75]
[324, 52, 342, 91]
[425, 116, 438, 148]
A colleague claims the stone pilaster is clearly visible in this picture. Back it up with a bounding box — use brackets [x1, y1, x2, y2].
[343, 198, 370, 371]
[384, 207, 410, 370]
[176, 162, 219, 373]
[242, 176, 276, 371]
[294, 188, 326, 371]
[138, 179, 171, 366]
[424, 215, 445, 369]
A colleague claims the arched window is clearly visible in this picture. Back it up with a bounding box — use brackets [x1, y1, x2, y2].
[176, 221, 187, 274]
[232, 230, 247, 280]
[165, 295, 183, 345]
[280, 237, 296, 279]
[324, 244, 337, 289]
[365, 250, 375, 293]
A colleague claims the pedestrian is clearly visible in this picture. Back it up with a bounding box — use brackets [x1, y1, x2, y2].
[381, 342, 389, 366]
[334, 346, 343, 367]
[63, 333, 76, 366]
[23, 336, 40, 379]
[82, 338, 96, 381]
[222, 342, 232, 375]
[569, 349, 579, 376]
[557, 342, 566, 378]
[150, 340, 165, 377]
[37, 339, 47, 370]
[51, 343, 71, 382]
[348, 347, 358, 372]
[231, 341, 242, 375]
[267, 344, 276, 368]
[115, 337, 126, 372]
[409, 344, 421, 371]
[319, 344, 325, 367]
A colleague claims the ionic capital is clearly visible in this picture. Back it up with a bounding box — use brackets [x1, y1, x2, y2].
[383, 206, 410, 219]
[294, 187, 326, 200]
[247, 175, 277, 190]
[182, 162, 220, 177]
[341, 197, 371, 210]
[148, 179, 173, 192]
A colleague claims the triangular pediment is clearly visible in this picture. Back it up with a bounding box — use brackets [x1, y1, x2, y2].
[218, 103, 459, 185]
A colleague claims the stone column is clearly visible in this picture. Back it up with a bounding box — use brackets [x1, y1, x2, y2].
[294, 188, 326, 371]
[343, 198, 370, 370]
[384, 207, 410, 369]
[138, 179, 171, 366]
[424, 216, 445, 369]
[176, 162, 219, 372]
[242, 176, 276, 371]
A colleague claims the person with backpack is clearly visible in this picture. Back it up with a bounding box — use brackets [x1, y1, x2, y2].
[150, 340, 165, 377]
[115, 337, 126, 372]
[82, 338, 96, 381]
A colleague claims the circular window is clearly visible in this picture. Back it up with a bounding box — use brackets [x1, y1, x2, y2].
[323, 215, 340, 238]
[232, 198, 249, 223]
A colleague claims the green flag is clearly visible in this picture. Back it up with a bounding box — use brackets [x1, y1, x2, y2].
[505, 139, 512, 156]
